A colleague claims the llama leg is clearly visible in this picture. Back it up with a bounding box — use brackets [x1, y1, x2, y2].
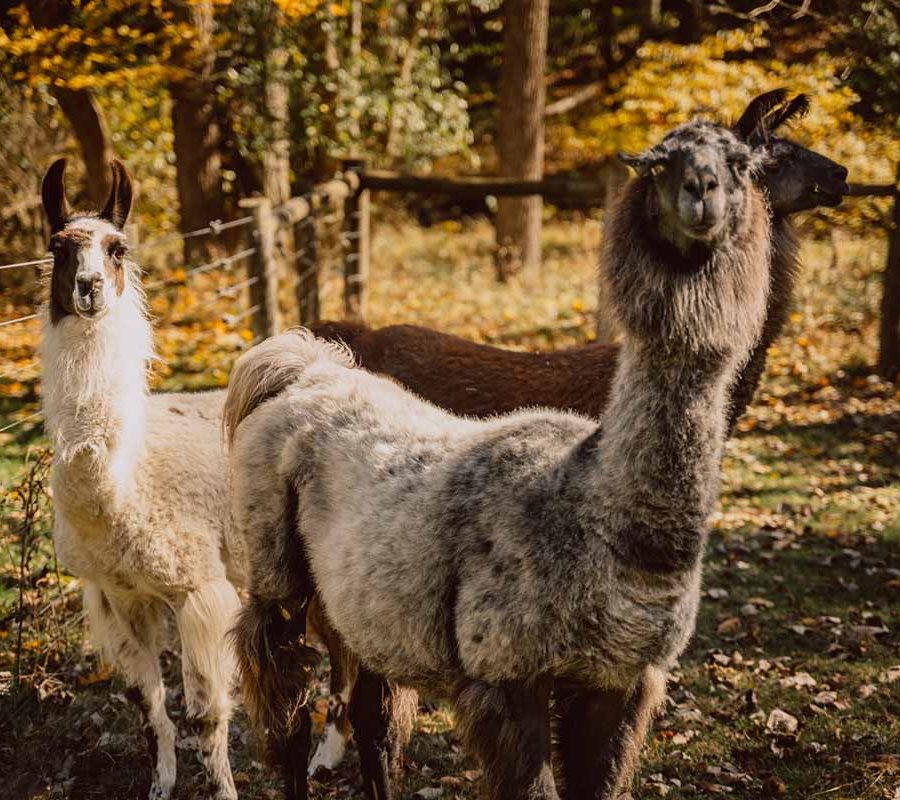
[308, 599, 355, 775]
[554, 666, 667, 800]
[233, 593, 320, 800]
[454, 677, 559, 800]
[84, 583, 176, 800]
[349, 666, 398, 800]
[177, 580, 242, 800]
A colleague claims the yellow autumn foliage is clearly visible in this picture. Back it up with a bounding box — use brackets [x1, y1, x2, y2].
[549, 25, 898, 186]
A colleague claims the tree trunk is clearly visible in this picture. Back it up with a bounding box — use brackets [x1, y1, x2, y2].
[494, 0, 550, 281]
[596, 0, 619, 67]
[878, 165, 900, 379]
[170, 83, 225, 248]
[50, 88, 113, 206]
[23, 0, 112, 205]
[263, 43, 291, 207]
[640, 0, 661, 34]
[674, 0, 704, 43]
[260, 3, 292, 278]
[168, 0, 225, 257]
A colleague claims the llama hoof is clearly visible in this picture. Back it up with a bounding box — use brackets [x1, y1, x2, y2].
[196, 777, 238, 800]
[308, 723, 347, 775]
[148, 778, 174, 800]
[213, 785, 238, 800]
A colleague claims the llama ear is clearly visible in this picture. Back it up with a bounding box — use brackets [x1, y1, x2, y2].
[762, 94, 810, 134]
[42, 158, 72, 234]
[733, 88, 790, 144]
[618, 148, 668, 177]
[100, 160, 133, 229]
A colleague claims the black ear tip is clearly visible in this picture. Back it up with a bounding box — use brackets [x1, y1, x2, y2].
[44, 157, 68, 183]
[112, 159, 134, 198]
[793, 94, 811, 113]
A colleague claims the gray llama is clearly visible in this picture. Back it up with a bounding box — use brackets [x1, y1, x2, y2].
[224, 121, 772, 800]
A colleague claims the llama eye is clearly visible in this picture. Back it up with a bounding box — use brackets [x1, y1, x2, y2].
[109, 244, 127, 262]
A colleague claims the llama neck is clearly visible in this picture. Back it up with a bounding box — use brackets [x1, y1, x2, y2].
[40, 284, 153, 493]
[584, 339, 737, 575]
[726, 215, 799, 431]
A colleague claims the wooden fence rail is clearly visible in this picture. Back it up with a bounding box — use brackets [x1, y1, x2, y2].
[2, 167, 897, 376]
[359, 170, 609, 203]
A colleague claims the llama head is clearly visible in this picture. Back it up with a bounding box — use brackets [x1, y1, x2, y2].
[42, 158, 134, 324]
[619, 122, 761, 249]
[733, 89, 849, 215]
[606, 123, 770, 360]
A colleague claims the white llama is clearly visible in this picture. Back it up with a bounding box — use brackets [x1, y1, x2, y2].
[39, 159, 244, 800]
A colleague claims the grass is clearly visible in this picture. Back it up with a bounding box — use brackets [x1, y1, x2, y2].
[0, 214, 898, 799]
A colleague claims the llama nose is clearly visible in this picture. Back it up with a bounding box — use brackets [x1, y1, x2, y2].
[76, 273, 103, 298]
[835, 165, 849, 181]
[685, 175, 718, 200]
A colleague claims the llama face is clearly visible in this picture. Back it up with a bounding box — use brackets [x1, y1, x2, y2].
[620, 123, 757, 246]
[41, 159, 134, 324]
[48, 218, 129, 322]
[731, 89, 849, 216]
[760, 136, 849, 214]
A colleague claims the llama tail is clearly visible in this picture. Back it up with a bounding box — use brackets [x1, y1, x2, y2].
[223, 328, 354, 443]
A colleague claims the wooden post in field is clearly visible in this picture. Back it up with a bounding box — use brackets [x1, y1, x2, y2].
[878, 165, 900, 380]
[239, 196, 280, 340]
[341, 157, 370, 319]
[295, 209, 320, 325]
[494, 0, 550, 280]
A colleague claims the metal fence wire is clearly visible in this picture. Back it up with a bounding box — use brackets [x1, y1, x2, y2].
[0, 172, 366, 442]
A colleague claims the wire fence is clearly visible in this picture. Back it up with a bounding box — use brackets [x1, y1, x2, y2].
[0, 171, 365, 446]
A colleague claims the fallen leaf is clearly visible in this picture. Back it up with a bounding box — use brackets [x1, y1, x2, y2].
[779, 672, 817, 689]
[813, 691, 837, 707]
[766, 708, 799, 735]
[878, 666, 900, 684]
[671, 730, 698, 745]
[717, 617, 742, 635]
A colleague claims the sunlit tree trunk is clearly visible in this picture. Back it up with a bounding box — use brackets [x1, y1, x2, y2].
[495, 0, 550, 281]
[23, 0, 112, 205]
[263, 45, 291, 206]
[49, 87, 113, 207]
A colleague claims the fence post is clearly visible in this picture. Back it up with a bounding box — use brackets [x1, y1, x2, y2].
[341, 157, 370, 319]
[239, 196, 280, 340]
[878, 165, 900, 379]
[295, 210, 320, 325]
